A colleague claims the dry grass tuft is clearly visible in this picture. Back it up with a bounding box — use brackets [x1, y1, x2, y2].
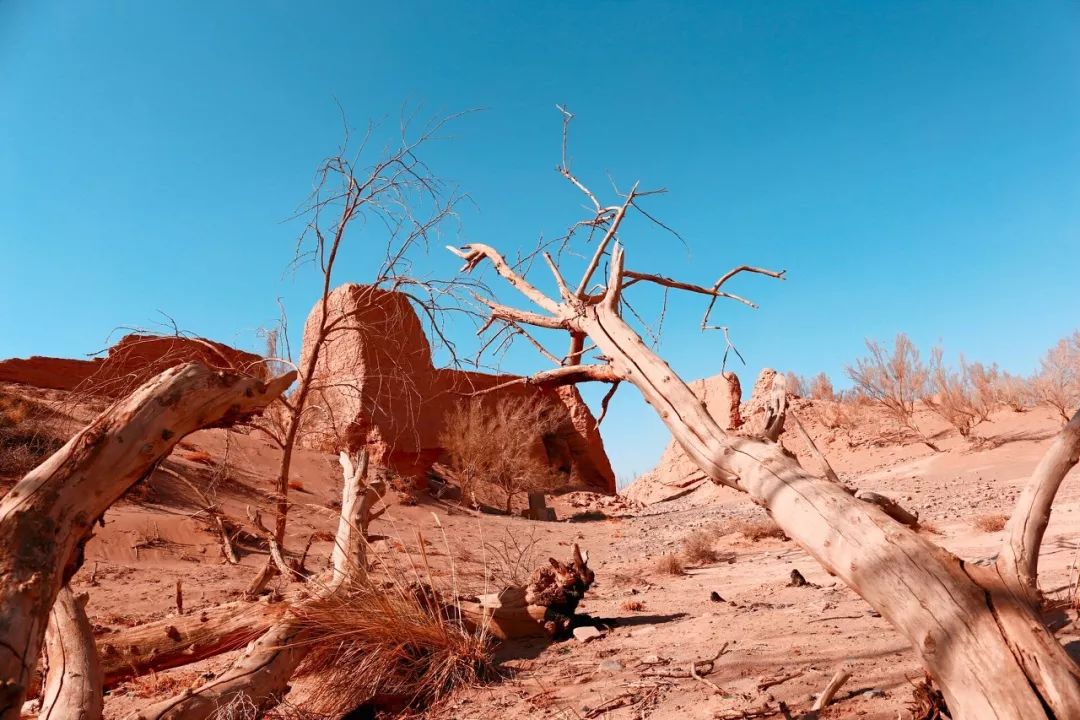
[680, 529, 719, 564]
[974, 513, 1008, 533]
[293, 575, 495, 715]
[0, 391, 66, 479]
[121, 669, 201, 699]
[620, 599, 645, 612]
[653, 554, 684, 576]
[727, 517, 787, 542]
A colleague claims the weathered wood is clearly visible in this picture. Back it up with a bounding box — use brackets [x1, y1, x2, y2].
[39, 586, 102, 720]
[997, 409, 1080, 606]
[132, 446, 371, 719]
[98, 600, 288, 687]
[854, 490, 920, 528]
[0, 363, 294, 720]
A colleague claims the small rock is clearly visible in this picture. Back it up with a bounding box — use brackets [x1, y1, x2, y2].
[573, 626, 603, 643]
[862, 688, 886, 699]
[598, 659, 623, 673]
[710, 591, 725, 602]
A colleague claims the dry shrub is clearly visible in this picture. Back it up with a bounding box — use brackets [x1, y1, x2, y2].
[1034, 331, 1080, 422]
[926, 350, 997, 439]
[620, 599, 645, 611]
[785, 371, 806, 397]
[483, 525, 541, 587]
[293, 573, 495, 715]
[728, 517, 787, 542]
[973, 513, 1008, 533]
[440, 395, 568, 513]
[809, 372, 835, 401]
[121, 669, 201, 698]
[0, 391, 66, 478]
[653, 554, 684, 575]
[994, 371, 1035, 412]
[846, 333, 938, 449]
[680, 528, 719, 564]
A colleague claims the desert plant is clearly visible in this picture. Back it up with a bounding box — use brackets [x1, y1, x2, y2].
[1034, 331, 1080, 422]
[483, 525, 542, 587]
[785, 371, 806, 397]
[808, 372, 835, 401]
[994, 371, 1035, 412]
[680, 528, 719, 564]
[653, 554, 684, 575]
[974, 513, 1008, 533]
[729, 517, 787, 542]
[846, 333, 938, 450]
[926, 350, 998, 439]
[292, 573, 494, 715]
[440, 395, 567, 513]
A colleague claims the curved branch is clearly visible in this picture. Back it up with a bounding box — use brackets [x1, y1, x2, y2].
[701, 265, 787, 329]
[997, 409, 1080, 605]
[448, 243, 559, 313]
[0, 364, 293, 718]
[470, 364, 620, 395]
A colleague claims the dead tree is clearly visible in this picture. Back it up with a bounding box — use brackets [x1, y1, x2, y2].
[445, 116, 1080, 719]
[0, 363, 293, 720]
[246, 113, 469, 594]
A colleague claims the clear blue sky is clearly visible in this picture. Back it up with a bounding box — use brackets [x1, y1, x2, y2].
[2, 2, 1078, 483]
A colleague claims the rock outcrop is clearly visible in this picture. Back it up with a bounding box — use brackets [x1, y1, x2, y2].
[0, 335, 266, 397]
[299, 284, 616, 494]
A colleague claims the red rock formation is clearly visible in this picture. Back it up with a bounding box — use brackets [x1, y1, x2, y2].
[0, 335, 266, 397]
[299, 284, 616, 494]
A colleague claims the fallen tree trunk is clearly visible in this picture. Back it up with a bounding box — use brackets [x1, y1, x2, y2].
[0, 363, 294, 720]
[131, 450, 377, 719]
[98, 599, 287, 687]
[453, 239, 1080, 719]
[39, 586, 102, 720]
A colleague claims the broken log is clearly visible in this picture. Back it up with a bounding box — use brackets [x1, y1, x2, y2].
[98, 599, 287, 687]
[39, 586, 102, 720]
[0, 363, 294, 720]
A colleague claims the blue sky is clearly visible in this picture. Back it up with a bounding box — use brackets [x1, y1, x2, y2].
[2, 2, 1078, 482]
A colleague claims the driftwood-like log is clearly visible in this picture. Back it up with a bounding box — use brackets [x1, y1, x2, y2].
[39, 586, 102, 720]
[997, 409, 1080, 606]
[0, 363, 294, 720]
[132, 446, 371, 719]
[98, 600, 287, 687]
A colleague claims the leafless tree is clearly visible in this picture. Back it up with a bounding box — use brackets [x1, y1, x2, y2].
[443, 110, 1080, 719]
[246, 112, 476, 593]
[925, 349, 998, 440]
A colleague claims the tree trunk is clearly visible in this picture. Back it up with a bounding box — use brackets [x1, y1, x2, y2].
[39, 586, 102, 720]
[0, 363, 294, 720]
[98, 599, 288, 687]
[574, 302, 1080, 719]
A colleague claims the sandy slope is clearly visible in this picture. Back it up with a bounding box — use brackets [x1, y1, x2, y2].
[4, 383, 1077, 719]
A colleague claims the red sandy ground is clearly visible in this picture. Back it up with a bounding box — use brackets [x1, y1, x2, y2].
[4, 383, 1078, 720]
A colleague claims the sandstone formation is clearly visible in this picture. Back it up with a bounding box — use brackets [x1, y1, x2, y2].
[299, 284, 616, 494]
[0, 334, 266, 397]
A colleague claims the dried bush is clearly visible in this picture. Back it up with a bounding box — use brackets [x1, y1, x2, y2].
[973, 513, 1008, 533]
[293, 574, 495, 715]
[808, 372, 835, 401]
[680, 529, 719, 564]
[994, 371, 1035, 412]
[483, 525, 541, 587]
[653, 554, 684, 575]
[620, 599, 645, 612]
[846, 333, 938, 449]
[1034, 331, 1080, 422]
[730, 517, 787, 542]
[926, 350, 998, 439]
[440, 395, 568, 513]
[785, 372, 806, 397]
[0, 390, 66, 479]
